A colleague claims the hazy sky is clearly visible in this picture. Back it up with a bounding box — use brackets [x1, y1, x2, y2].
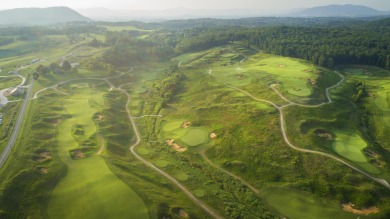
[1, 0, 390, 11]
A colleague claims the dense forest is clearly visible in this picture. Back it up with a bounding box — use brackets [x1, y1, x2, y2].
[101, 17, 390, 69]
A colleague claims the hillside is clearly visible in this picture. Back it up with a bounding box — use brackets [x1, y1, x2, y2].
[291, 4, 387, 17]
[0, 7, 92, 26]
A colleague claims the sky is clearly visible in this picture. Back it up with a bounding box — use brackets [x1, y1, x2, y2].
[1, 0, 390, 11]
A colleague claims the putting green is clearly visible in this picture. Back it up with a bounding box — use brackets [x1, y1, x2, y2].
[47, 88, 148, 218]
[260, 187, 355, 219]
[137, 148, 150, 155]
[175, 172, 189, 181]
[193, 190, 205, 198]
[155, 160, 169, 168]
[180, 128, 209, 146]
[332, 131, 367, 163]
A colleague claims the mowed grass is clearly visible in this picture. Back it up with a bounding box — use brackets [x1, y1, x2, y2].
[0, 76, 22, 88]
[100, 25, 154, 32]
[332, 131, 380, 174]
[162, 120, 209, 146]
[374, 84, 390, 127]
[206, 50, 315, 96]
[47, 86, 148, 218]
[245, 56, 314, 96]
[260, 187, 356, 219]
[162, 120, 187, 139]
[180, 128, 209, 146]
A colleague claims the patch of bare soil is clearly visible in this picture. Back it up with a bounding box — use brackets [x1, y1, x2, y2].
[3, 88, 12, 97]
[303, 69, 313, 72]
[95, 114, 105, 122]
[179, 209, 189, 218]
[166, 139, 187, 152]
[307, 78, 317, 86]
[314, 129, 333, 140]
[181, 121, 191, 129]
[36, 151, 52, 163]
[210, 133, 217, 139]
[40, 168, 49, 174]
[278, 64, 286, 68]
[342, 203, 379, 216]
[72, 149, 86, 159]
[235, 74, 247, 80]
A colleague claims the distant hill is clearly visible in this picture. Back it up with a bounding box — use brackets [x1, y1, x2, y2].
[290, 4, 388, 17]
[0, 7, 92, 26]
[76, 7, 281, 21]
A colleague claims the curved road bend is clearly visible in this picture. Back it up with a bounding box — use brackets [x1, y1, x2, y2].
[119, 88, 224, 219]
[0, 80, 34, 169]
[227, 77, 390, 189]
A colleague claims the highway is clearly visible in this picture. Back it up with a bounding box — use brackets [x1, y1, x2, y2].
[0, 79, 34, 169]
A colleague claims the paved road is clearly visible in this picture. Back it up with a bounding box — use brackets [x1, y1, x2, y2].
[0, 79, 34, 169]
[227, 72, 390, 190]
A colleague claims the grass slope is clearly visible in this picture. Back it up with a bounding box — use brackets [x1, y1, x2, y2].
[47, 87, 148, 218]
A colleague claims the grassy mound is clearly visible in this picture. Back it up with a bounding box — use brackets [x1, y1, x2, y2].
[180, 128, 209, 146]
[193, 190, 205, 198]
[137, 148, 150, 155]
[155, 160, 169, 168]
[175, 172, 189, 181]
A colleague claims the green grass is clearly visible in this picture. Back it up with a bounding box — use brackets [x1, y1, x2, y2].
[161, 120, 187, 139]
[155, 160, 169, 168]
[137, 148, 150, 155]
[47, 87, 148, 218]
[260, 187, 356, 219]
[374, 84, 390, 127]
[0, 76, 22, 88]
[175, 172, 189, 181]
[332, 131, 368, 163]
[332, 131, 380, 175]
[100, 25, 154, 32]
[180, 128, 209, 146]
[245, 56, 314, 96]
[193, 190, 205, 198]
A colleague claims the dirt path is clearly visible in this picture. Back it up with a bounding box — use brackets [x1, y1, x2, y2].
[119, 86, 224, 219]
[271, 71, 346, 108]
[200, 150, 259, 194]
[226, 72, 390, 190]
[133, 115, 163, 119]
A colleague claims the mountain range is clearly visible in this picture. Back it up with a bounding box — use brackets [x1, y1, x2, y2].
[0, 7, 91, 26]
[0, 4, 388, 26]
[77, 4, 389, 21]
[290, 4, 388, 17]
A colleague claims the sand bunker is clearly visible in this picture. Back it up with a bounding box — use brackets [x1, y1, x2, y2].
[72, 149, 86, 159]
[342, 203, 379, 216]
[40, 168, 49, 174]
[308, 78, 317, 86]
[278, 64, 286, 68]
[210, 133, 217, 139]
[315, 129, 333, 140]
[235, 74, 247, 80]
[166, 139, 187, 152]
[181, 121, 191, 129]
[179, 209, 189, 218]
[36, 151, 52, 163]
